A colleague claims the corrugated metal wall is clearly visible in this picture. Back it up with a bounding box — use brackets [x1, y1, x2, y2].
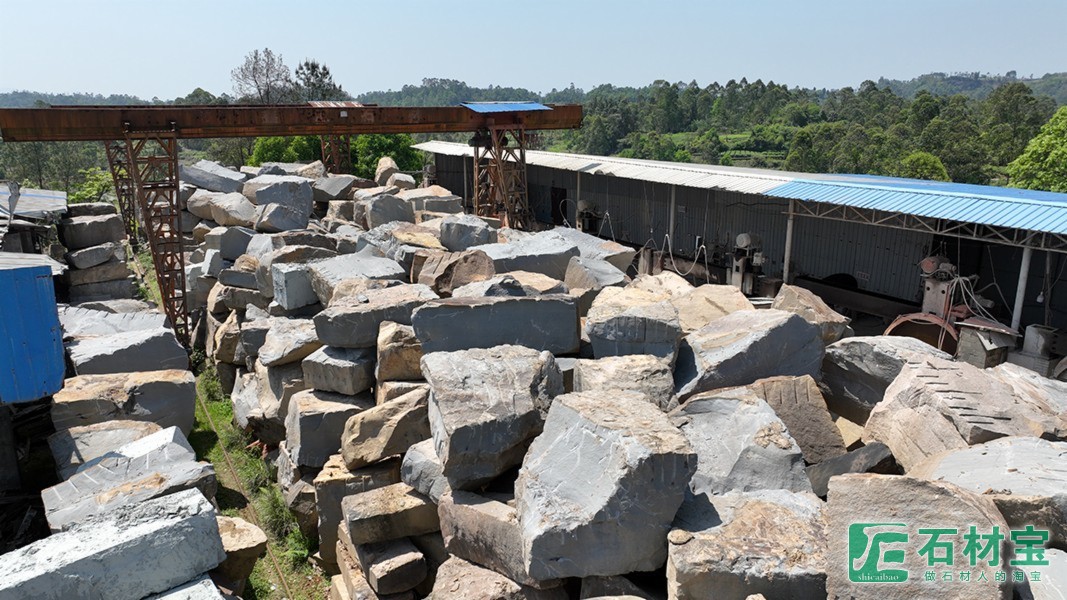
[435, 153, 932, 300]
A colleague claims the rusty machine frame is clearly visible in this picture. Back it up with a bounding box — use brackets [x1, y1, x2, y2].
[0, 103, 582, 346]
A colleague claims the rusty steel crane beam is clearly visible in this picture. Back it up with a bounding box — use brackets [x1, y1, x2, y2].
[0, 103, 583, 349]
[0, 104, 583, 142]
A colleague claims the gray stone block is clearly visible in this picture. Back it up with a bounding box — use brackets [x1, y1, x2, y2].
[314, 455, 402, 564]
[439, 214, 498, 252]
[285, 389, 375, 469]
[59, 305, 167, 337]
[181, 160, 248, 193]
[573, 354, 676, 411]
[209, 192, 257, 227]
[365, 194, 415, 229]
[354, 538, 427, 594]
[145, 574, 227, 600]
[0, 489, 225, 600]
[59, 214, 125, 250]
[315, 284, 437, 348]
[478, 230, 580, 280]
[66, 241, 126, 270]
[47, 420, 162, 480]
[341, 386, 431, 470]
[67, 327, 187, 375]
[585, 287, 682, 362]
[314, 175, 360, 202]
[271, 262, 319, 310]
[258, 318, 322, 366]
[341, 482, 440, 546]
[204, 225, 256, 261]
[307, 252, 407, 305]
[302, 345, 375, 395]
[400, 438, 449, 504]
[423, 345, 563, 491]
[552, 227, 637, 272]
[804, 442, 898, 497]
[412, 295, 579, 354]
[52, 370, 196, 434]
[428, 557, 568, 600]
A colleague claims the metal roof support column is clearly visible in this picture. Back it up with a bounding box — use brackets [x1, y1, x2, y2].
[576, 172, 581, 226]
[783, 199, 796, 284]
[1011, 245, 1033, 331]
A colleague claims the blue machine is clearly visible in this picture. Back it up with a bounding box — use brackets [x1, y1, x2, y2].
[0, 264, 64, 404]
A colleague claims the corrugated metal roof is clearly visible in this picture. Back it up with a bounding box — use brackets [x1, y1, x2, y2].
[460, 102, 551, 113]
[413, 141, 790, 195]
[414, 140, 1067, 237]
[0, 252, 66, 276]
[0, 184, 68, 219]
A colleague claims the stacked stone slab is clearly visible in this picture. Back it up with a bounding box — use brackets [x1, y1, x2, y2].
[58, 204, 137, 301]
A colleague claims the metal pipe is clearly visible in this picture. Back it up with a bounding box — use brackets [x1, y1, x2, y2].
[1011, 246, 1033, 331]
[783, 199, 796, 283]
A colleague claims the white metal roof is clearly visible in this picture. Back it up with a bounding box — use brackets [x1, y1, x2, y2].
[413, 141, 791, 195]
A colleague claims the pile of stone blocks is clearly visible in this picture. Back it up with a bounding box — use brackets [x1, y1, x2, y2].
[26, 154, 1067, 599]
[58, 202, 137, 302]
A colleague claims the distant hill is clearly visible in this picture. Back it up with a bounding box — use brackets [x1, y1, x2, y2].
[0, 90, 149, 108]
[878, 71, 1067, 104]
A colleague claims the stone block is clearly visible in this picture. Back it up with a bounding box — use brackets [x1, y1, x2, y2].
[314, 455, 402, 564]
[375, 157, 399, 186]
[59, 214, 125, 250]
[825, 475, 1012, 600]
[412, 295, 579, 355]
[415, 249, 495, 297]
[0, 489, 225, 600]
[342, 482, 440, 546]
[771, 284, 851, 344]
[303, 345, 376, 395]
[210, 192, 257, 227]
[258, 318, 322, 366]
[204, 225, 256, 261]
[563, 256, 628, 291]
[573, 354, 676, 411]
[58, 305, 167, 337]
[254, 202, 309, 232]
[667, 489, 828, 599]
[669, 284, 755, 334]
[47, 420, 161, 480]
[181, 160, 248, 193]
[256, 244, 338, 299]
[341, 387, 431, 470]
[804, 442, 899, 497]
[214, 516, 268, 589]
[315, 284, 437, 348]
[821, 335, 950, 425]
[67, 202, 118, 217]
[376, 321, 423, 382]
[145, 575, 227, 600]
[52, 369, 196, 434]
[286, 389, 375, 469]
[552, 227, 637, 272]
[747, 375, 847, 465]
[428, 557, 568, 600]
[314, 175, 361, 202]
[308, 252, 407, 306]
[669, 386, 811, 495]
[423, 345, 562, 490]
[478, 231, 580, 280]
[674, 309, 823, 401]
[66, 241, 125, 269]
[387, 172, 416, 190]
[378, 381, 429, 405]
[584, 286, 682, 362]
[65, 259, 131, 286]
[365, 195, 416, 229]
[355, 538, 427, 594]
[439, 213, 498, 251]
[401, 438, 449, 504]
[271, 262, 320, 310]
[516, 392, 695, 579]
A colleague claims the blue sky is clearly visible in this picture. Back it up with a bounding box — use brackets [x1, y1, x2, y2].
[1, 0, 1065, 99]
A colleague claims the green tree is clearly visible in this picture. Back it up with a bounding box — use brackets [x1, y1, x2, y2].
[67, 167, 114, 203]
[1008, 106, 1067, 192]
[351, 134, 421, 180]
[980, 83, 1055, 166]
[294, 60, 349, 102]
[896, 151, 950, 181]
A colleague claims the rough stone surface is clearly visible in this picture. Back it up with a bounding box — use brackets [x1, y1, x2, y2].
[771, 284, 851, 344]
[205, 225, 256, 261]
[42, 427, 216, 531]
[669, 284, 755, 334]
[376, 321, 423, 382]
[48, 420, 162, 480]
[516, 392, 696, 580]
[667, 489, 828, 600]
[258, 318, 322, 366]
[286, 389, 375, 469]
[256, 244, 337, 299]
[479, 231, 580, 280]
[302, 345, 375, 395]
[314, 455, 402, 564]
[413, 295, 579, 355]
[58, 305, 167, 337]
[821, 336, 950, 425]
[66, 327, 188, 375]
[365, 194, 416, 229]
[242, 174, 310, 203]
[440, 490, 562, 589]
[66, 241, 126, 270]
[308, 252, 407, 306]
[415, 249, 496, 297]
[863, 355, 1065, 470]
[669, 387, 811, 495]
[315, 284, 437, 348]
[564, 256, 629, 292]
[214, 516, 268, 591]
[572, 354, 676, 411]
[66, 259, 131, 287]
[253, 202, 309, 232]
[209, 192, 257, 227]
[270, 262, 320, 310]
[52, 370, 196, 434]
[428, 557, 568, 600]
[826, 474, 1012, 600]
[450, 274, 544, 298]
[375, 157, 399, 186]
[342, 482, 440, 546]
[0, 489, 225, 600]
[552, 228, 637, 272]
[746, 375, 847, 465]
[314, 175, 360, 202]
[387, 172, 417, 190]
[355, 538, 427, 594]
[401, 438, 449, 504]
[181, 160, 247, 193]
[145, 575, 227, 600]
[910, 436, 1067, 547]
[341, 387, 431, 470]
[674, 309, 823, 401]
[423, 346, 563, 490]
[58, 214, 126, 250]
[439, 214, 498, 251]
[585, 286, 682, 361]
[804, 442, 899, 497]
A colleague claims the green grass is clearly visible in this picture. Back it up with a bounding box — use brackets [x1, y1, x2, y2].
[133, 248, 162, 306]
[191, 364, 328, 600]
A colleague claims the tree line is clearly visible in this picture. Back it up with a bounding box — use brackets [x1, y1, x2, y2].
[1, 54, 1065, 198]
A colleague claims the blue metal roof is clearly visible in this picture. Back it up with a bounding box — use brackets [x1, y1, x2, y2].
[461, 102, 551, 114]
[766, 177, 1067, 236]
